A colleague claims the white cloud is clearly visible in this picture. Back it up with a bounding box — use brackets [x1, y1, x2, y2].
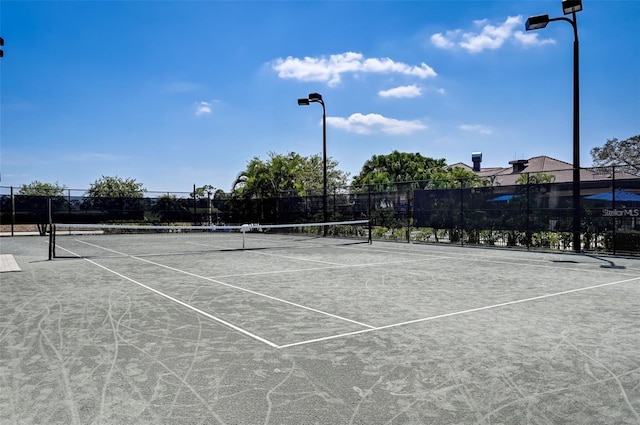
[431, 15, 555, 53]
[271, 52, 436, 86]
[459, 124, 492, 134]
[430, 31, 458, 49]
[460, 15, 522, 53]
[195, 101, 212, 116]
[379, 85, 422, 98]
[327, 113, 427, 135]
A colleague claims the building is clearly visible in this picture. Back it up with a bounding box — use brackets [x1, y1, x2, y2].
[451, 153, 635, 186]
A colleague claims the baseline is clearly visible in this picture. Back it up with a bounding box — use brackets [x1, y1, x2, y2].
[278, 275, 640, 349]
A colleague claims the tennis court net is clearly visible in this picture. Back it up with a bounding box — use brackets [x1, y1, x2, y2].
[49, 220, 371, 259]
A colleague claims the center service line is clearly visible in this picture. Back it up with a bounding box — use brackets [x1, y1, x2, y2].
[75, 240, 376, 330]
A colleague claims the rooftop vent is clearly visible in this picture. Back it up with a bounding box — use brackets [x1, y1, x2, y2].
[509, 159, 529, 173]
[472, 152, 482, 172]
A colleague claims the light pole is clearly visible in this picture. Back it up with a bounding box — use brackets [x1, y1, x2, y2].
[525, 0, 582, 253]
[298, 93, 328, 235]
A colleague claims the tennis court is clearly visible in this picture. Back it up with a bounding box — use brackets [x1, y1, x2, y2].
[1, 225, 639, 424]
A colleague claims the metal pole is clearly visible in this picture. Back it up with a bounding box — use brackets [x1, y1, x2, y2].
[10, 186, 15, 236]
[49, 224, 55, 260]
[193, 184, 197, 225]
[207, 191, 212, 226]
[322, 103, 327, 234]
[406, 189, 411, 243]
[526, 172, 531, 249]
[368, 185, 372, 244]
[571, 13, 581, 253]
[459, 180, 464, 247]
[612, 165, 616, 255]
[527, 13, 581, 252]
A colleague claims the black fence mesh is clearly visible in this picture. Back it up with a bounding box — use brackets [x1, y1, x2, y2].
[2, 166, 639, 254]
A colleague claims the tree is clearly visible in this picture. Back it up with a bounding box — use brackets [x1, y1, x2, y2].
[515, 172, 556, 185]
[19, 181, 66, 197]
[18, 181, 67, 235]
[86, 175, 146, 198]
[191, 184, 216, 200]
[232, 152, 348, 198]
[84, 176, 146, 222]
[352, 151, 481, 190]
[590, 135, 640, 176]
[230, 152, 349, 224]
[152, 194, 191, 223]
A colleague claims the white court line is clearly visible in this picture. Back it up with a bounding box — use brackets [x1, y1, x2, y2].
[278, 275, 640, 349]
[344, 244, 640, 276]
[74, 240, 376, 330]
[187, 241, 346, 266]
[54, 245, 279, 348]
[211, 258, 426, 279]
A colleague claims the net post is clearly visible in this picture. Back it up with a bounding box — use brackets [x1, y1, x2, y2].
[368, 220, 372, 244]
[241, 224, 247, 249]
[48, 224, 55, 260]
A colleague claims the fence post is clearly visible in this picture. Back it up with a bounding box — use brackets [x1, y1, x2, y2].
[10, 186, 15, 236]
[612, 165, 616, 255]
[368, 185, 372, 226]
[526, 172, 531, 249]
[368, 185, 373, 243]
[333, 188, 336, 222]
[406, 189, 411, 243]
[68, 189, 72, 222]
[48, 197, 52, 230]
[192, 184, 197, 225]
[459, 179, 464, 247]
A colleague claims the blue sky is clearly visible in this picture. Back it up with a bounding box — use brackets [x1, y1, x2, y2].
[1, 1, 639, 193]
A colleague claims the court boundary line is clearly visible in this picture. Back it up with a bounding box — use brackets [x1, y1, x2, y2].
[186, 241, 347, 266]
[277, 275, 640, 349]
[71, 239, 376, 329]
[342, 244, 640, 276]
[209, 258, 428, 279]
[54, 245, 280, 348]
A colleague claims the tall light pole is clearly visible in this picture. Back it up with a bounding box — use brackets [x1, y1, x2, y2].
[298, 93, 328, 235]
[525, 0, 582, 253]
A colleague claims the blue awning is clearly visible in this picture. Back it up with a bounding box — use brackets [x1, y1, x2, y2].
[585, 190, 640, 202]
[488, 194, 517, 202]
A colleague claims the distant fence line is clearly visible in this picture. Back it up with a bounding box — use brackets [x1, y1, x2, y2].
[2, 165, 639, 255]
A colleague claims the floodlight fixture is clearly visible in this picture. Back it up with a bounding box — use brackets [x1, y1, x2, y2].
[562, 0, 583, 15]
[525, 15, 550, 31]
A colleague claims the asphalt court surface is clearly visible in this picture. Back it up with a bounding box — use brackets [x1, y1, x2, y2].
[48, 236, 640, 348]
[2, 235, 639, 424]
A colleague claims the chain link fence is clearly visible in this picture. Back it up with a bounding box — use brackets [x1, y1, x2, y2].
[2, 165, 639, 255]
